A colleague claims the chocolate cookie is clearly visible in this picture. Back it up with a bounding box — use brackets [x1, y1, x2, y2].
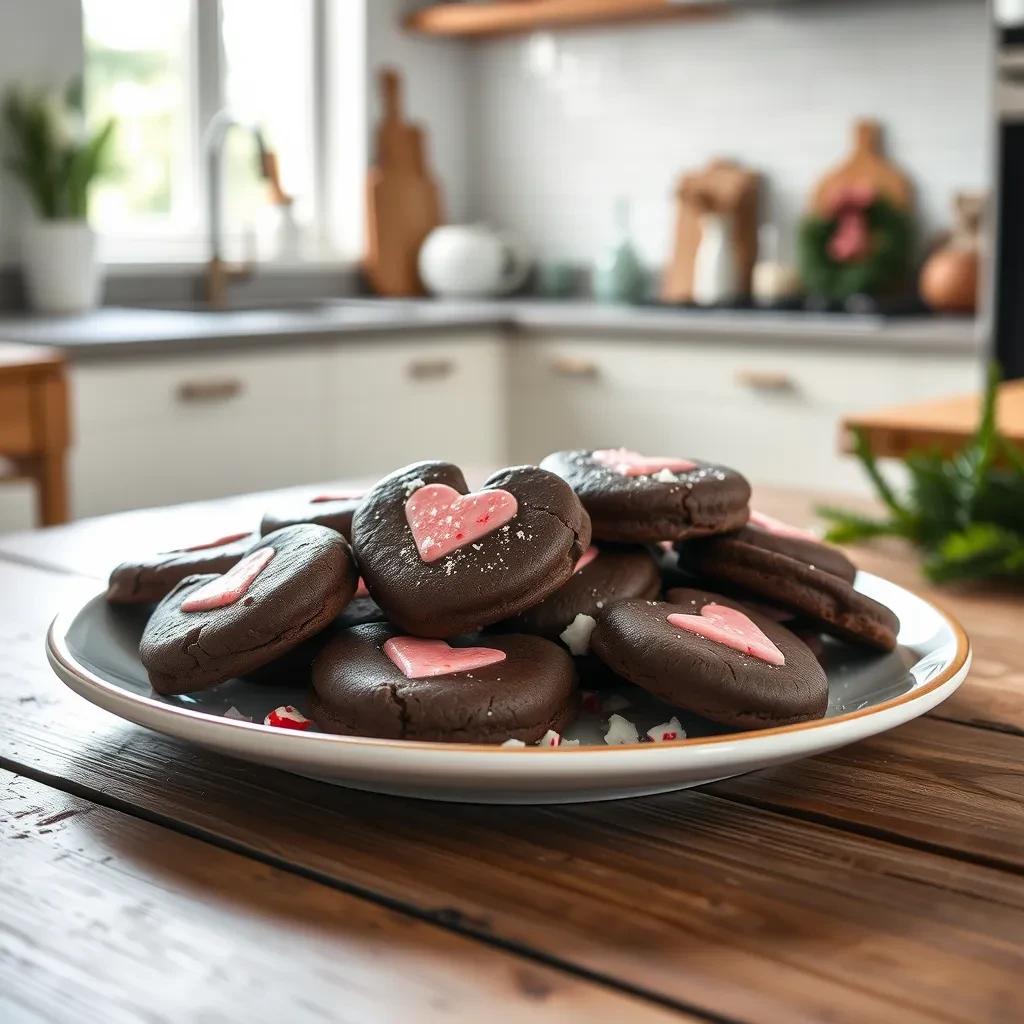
[494, 543, 660, 640]
[591, 594, 829, 730]
[106, 531, 255, 605]
[682, 524, 898, 651]
[260, 491, 364, 541]
[540, 448, 750, 543]
[351, 461, 591, 637]
[311, 622, 578, 744]
[140, 525, 357, 695]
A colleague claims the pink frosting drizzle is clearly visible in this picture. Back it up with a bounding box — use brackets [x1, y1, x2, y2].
[181, 547, 275, 612]
[405, 483, 518, 562]
[383, 636, 507, 679]
[171, 530, 250, 554]
[592, 448, 697, 477]
[573, 545, 599, 573]
[667, 603, 785, 666]
[748, 509, 819, 544]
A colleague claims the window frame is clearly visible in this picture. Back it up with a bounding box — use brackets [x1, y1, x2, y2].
[86, 0, 363, 267]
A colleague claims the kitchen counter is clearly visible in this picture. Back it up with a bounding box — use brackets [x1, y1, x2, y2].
[0, 297, 983, 359]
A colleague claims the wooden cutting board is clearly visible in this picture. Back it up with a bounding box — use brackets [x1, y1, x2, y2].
[364, 69, 443, 296]
[810, 119, 912, 214]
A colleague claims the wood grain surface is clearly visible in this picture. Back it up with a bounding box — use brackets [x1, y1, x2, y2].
[2, 485, 1024, 1023]
[0, 769, 686, 1024]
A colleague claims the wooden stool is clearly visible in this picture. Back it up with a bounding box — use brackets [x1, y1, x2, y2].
[0, 343, 71, 526]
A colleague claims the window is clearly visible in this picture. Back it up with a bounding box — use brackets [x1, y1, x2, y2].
[82, 0, 363, 263]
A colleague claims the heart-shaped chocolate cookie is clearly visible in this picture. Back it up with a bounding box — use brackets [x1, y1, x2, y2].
[540, 449, 750, 543]
[590, 591, 828, 729]
[352, 461, 591, 637]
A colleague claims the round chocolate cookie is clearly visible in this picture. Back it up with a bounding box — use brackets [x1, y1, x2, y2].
[311, 622, 578, 744]
[681, 528, 898, 651]
[260, 491, 364, 541]
[106, 530, 255, 605]
[140, 525, 357, 695]
[494, 543, 660, 640]
[540, 448, 750, 543]
[352, 461, 591, 638]
[591, 594, 829, 730]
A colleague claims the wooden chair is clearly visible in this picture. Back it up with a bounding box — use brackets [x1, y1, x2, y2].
[0, 343, 71, 526]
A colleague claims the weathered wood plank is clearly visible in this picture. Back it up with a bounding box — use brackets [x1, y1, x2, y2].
[2, 561, 1023, 1023]
[0, 769, 688, 1024]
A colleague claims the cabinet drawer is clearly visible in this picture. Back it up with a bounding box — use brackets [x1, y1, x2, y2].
[324, 333, 507, 477]
[528, 337, 980, 412]
[0, 380, 34, 453]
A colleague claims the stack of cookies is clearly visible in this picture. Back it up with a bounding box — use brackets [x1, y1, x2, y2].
[108, 448, 899, 746]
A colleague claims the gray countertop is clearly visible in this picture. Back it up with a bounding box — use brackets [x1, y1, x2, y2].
[0, 297, 984, 359]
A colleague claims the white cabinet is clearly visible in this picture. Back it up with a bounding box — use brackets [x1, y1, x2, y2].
[323, 332, 507, 478]
[508, 335, 980, 493]
[71, 344, 330, 516]
[68, 330, 508, 518]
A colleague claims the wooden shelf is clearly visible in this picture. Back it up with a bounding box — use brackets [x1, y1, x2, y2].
[404, 0, 729, 38]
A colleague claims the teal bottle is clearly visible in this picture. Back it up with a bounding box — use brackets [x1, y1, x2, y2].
[593, 198, 646, 305]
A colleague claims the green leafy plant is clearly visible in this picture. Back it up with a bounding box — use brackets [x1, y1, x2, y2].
[819, 364, 1024, 583]
[2, 79, 114, 220]
[798, 196, 913, 301]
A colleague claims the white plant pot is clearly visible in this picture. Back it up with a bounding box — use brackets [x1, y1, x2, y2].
[22, 220, 103, 314]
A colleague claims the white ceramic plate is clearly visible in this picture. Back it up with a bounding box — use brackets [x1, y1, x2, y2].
[47, 572, 970, 804]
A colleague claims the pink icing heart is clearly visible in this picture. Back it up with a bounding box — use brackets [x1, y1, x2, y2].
[592, 448, 697, 477]
[405, 483, 518, 562]
[181, 547, 275, 612]
[383, 636, 507, 679]
[573, 545, 599, 573]
[748, 509, 819, 543]
[667, 603, 785, 666]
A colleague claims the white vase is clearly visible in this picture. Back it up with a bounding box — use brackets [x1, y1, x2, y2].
[692, 212, 739, 307]
[418, 224, 531, 299]
[22, 220, 103, 314]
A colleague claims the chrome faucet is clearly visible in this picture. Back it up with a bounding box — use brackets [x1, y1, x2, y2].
[201, 110, 273, 308]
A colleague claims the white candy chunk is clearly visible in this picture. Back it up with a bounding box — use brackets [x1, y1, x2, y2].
[501, 738, 526, 748]
[537, 729, 561, 747]
[604, 713, 639, 745]
[223, 706, 252, 722]
[646, 717, 685, 742]
[559, 612, 598, 656]
[561, 738, 581, 747]
[653, 468, 677, 483]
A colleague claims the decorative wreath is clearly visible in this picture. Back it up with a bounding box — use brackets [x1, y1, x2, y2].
[798, 184, 913, 302]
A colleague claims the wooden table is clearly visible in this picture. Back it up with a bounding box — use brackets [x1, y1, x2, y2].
[842, 379, 1024, 460]
[2, 485, 1023, 1023]
[0, 342, 70, 525]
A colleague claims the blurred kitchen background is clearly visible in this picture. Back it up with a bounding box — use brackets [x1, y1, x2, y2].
[0, 0, 1012, 531]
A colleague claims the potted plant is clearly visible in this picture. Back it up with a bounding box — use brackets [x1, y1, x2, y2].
[2, 81, 114, 314]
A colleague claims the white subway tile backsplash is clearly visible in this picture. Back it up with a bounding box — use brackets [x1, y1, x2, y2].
[467, 0, 990, 268]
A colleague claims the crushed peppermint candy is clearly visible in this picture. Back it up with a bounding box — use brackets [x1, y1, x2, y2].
[222, 705, 252, 722]
[263, 705, 312, 730]
[652, 468, 677, 483]
[501, 738, 526, 748]
[646, 717, 685, 742]
[537, 729, 562, 747]
[604, 713, 639, 745]
[559, 612, 597, 655]
[403, 477, 426, 496]
[561, 738, 581, 747]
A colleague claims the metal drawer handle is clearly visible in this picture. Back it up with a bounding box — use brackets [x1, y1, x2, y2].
[735, 369, 797, 392]
[406, 358, 455, 381]
[176, 378, 244, 402]
[550, 356, 598, 378]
